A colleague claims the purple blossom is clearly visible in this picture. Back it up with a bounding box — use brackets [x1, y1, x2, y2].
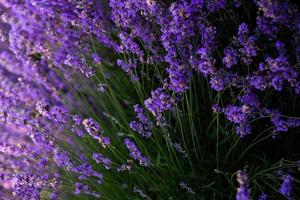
[98, 83, 106, 93]
[72, 163, 103, 183]
[92, 53, 102, 64]
[54, 150, 73, 169]
[116, 160, 133, 172]
[223, 106, 246, 124]
[0, 0, 299, 199]
[237, 23, 257, 65]
[258, 193, 268, 200]
[236, 123, 252, 137]
[223, 47, 238, 68]
[239, 93, 260, 108]
[179, 181, 195, 194]
[130, 104, 153, 138]
[82, 118, 102, 140]
[236, 170, 250, 200]
[134, 104, 149, 125]
[256, 0, 294, 25]
[191, 47, 216, 76]
[166, 63, 191, 93]
[92, 153, 112, 170]
[117, 59, 139, 81]
[133, 186, 151, 199]
[144, 88, 174, 123]
[172, 142, 188, 158]
[74, 182, 101, 198]
[124, 138, 150, 167]
[279, 175, 293, 198]
[129, 121, 152, 138]
[212, 104, 222, 113]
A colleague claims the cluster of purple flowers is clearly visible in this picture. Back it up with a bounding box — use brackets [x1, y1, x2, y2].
[0, 20, 111, 198]
[92, 153, 112, 170]
[124, 138, 150, 167]
[0, 0, 299, 199]
[236, 170, 250, 200]
[144, 88, 175, 123]
[234, 170, 298, 200]
[0, 124, 60, 199]
[108, 0, 300, 140]
[129, 104, 153, 138]
[1, 0, 298, 138]
[74, 182, 101, 198]
[279, 174, 293, 199]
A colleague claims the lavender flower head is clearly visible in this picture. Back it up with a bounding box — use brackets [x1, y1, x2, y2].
[236, 170, 250, 200]
[144, 88, 174, 123]
[124, 138, 150, 167]
[130, 104, 153, 138]
[92, 153, 112, 170]
[279, 175, 293, 198]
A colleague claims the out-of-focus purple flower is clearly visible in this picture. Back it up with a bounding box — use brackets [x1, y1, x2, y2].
[124, 138, 150, 167]
[130, 104, 153, 138]
[236, 123, 252, 137]
[134, 104, 150, 125]
[279, 175, 293, 198]
[98, 83, 106, 93]
[239, 93, 260, 108]
[117, 160, 133, 172]
[82, 118, 102, 140]
[54, 150, 73, 169]
[212, 104, 222, 113]
[179, 181, 195, 194]
[250, 75, 268, 91]
[258, 193, 268, 200]
[92, 53, 102, 64]
[172, 142, 188, 158]
[92, 153, 112, 170]
[71, 163, 103, 184]
[117, 59, 139, 81]
[71, 115, 85, 137]
[236, 170, 250, 200]
[74, 182, 101, 198]
[256, 0, 294, 25]
[133, 186, 151, 199]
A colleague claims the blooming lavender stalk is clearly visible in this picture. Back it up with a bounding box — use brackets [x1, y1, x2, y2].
[279, 175, 293, 199]
[124, 138, 150, 167]
[92, 153, 112, 170]
[236, 170, 250, 200]
[129, 104, 153, 138]
[144, 88, 174, 123]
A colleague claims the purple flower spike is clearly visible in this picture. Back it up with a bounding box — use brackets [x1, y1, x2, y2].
[124, 138, 150, 167]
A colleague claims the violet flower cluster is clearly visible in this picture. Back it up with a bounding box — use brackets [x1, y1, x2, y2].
[236, 170, 250, 200]
[0, 0, 299, 199]
[1, 0, 299, 138]
[123, 138, 150, 167]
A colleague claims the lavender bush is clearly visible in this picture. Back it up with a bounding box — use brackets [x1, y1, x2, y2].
[0, 0, 300, 199]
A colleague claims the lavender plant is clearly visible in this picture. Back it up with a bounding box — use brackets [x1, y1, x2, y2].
[0, 0, 300, 199]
